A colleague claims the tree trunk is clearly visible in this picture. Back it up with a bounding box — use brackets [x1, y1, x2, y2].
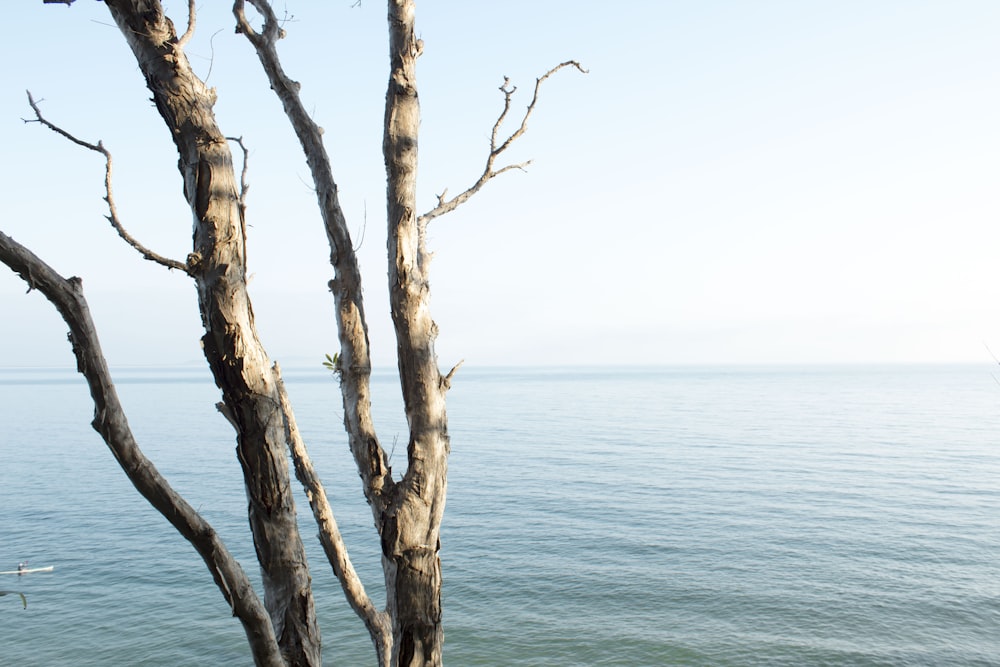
[383, 1, 449, 664]
[102, 3, 320, 664]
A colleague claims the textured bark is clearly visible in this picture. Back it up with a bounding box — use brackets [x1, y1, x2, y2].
[27, 2, 579, 665]
[101, 2, 320, 665]
[274, 363, 393, 665]
[383, 2, 449, 664]
[237, 1, 451, 663]
[0, 232, 283, 667]
[233, 3, 396, 663]
[232, 0, 395, 517]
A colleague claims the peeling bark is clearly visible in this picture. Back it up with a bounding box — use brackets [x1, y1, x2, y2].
[235, 0, 450, 662]
[274, 363, 393, 665]
[382, 2, 449, 663]
[26, 2, 581, 665]
[102, 2, 319, 664]
[232, 0, 395, 521]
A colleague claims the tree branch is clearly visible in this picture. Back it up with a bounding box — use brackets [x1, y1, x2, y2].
[227, 136, 251, 214]
[273, 363, 393, 664]
[23, 91, 189, 274]
[226, 135, 251, 267]
[176, 0, 197, 48]
[441, 359, 464, 391]
[418, 60, 587, 226]
[0, 229, 282, 667]
[232, 0, 394, 512]
[233, 7, 398, 657]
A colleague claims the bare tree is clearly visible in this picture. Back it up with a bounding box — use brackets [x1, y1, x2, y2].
[2, 1, 583, 665]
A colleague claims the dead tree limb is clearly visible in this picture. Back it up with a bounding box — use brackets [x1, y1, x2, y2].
[233, 1, 393, 660]
[102, 2, 321, 661]
[226, 135, 251, 268]
[23, 91, 189, 274]
[227, 136, 251, 214]
[417, 60, 588, 226]
[0, 230, 283, 667]
[232, 0, 393, 514]
[272, 363, 393, 665]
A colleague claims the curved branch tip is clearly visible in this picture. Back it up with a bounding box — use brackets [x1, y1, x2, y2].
[417, 59, 584, 224]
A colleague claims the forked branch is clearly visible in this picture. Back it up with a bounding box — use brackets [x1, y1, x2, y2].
[418, 60, 587, 225]
[23, 92, 189, 274]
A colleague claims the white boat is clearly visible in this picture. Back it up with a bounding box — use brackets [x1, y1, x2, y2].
[0, 565, 54, 575]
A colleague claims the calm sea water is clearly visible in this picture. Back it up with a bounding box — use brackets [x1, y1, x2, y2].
[1, 365, 999, 666]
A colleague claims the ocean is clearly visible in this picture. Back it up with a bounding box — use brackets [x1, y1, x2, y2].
[1, 365, 998, 666]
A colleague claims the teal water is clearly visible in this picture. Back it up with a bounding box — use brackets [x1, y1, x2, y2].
[2, 365, 999, 665]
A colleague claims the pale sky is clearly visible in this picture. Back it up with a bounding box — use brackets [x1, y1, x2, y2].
[2, 1, 999, 368]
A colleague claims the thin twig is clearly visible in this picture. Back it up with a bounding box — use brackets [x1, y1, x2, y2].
[226, 136, 251, 273]
[418, 60, 587, 225]
[354, 200, 367, 251]
[23, 92, 189, 274]
[227, 136, 251, 213]
[203, 29, 224, 83]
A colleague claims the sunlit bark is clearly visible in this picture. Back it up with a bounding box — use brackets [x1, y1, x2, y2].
[103, 2, 320, 664]
[13, 2, 582, 665]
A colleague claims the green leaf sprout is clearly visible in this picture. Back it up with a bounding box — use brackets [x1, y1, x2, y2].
[322, 352, 341, 375]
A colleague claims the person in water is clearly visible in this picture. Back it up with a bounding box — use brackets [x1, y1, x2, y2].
[17, 561, 27, 573]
